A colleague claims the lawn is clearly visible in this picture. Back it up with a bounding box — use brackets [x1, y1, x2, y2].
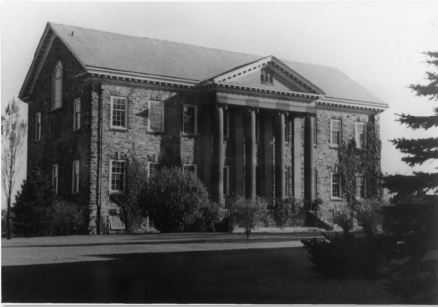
[2, 233, 399, 303]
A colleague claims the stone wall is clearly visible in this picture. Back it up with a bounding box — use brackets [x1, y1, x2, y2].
[27, 37, 91, 206]
[313, 107, 374, 222]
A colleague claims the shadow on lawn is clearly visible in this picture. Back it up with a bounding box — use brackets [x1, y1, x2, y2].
[2, 247, 396, 304]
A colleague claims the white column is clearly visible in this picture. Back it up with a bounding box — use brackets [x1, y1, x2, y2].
[217, 105, 224, 205]
[250, 109, 257, 201]
[279, 112, 286, 200]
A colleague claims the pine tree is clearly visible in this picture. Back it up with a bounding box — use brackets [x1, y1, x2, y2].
[382, 51, 438, 304]
[384, 51, 438, 196]
[12, 168, 53, 236]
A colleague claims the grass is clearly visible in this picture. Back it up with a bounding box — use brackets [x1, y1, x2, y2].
[2, 233, 398, 303]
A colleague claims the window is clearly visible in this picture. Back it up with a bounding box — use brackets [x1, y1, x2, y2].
[111, 97, 128, 129]
[73, 98, 81, 131]
[183, 164, 197, 175]
[183, 105, 197, 135]
[35, 112, 41, 141]
[355, 122, 366, 149]
[330, 119, 341, 147]
[357, 174, 366, 199]
[331, 166, 341, 198]
[223, 166, 230, 196]
[223, 109, 230, 139]
[148, 100, 164, 133]
[52, 164, 58, 195]
[110, 160, 126, 192]
[314, 169, 318, 198]
[313, 118, 317, 146]
[285, 116, 291, 144]
[52, 61, 63, 110]
[72, 160, 80, 193]
[285, 165, 293, 197]
[256, 114, 261, 142]
[147, 162, 160, 180]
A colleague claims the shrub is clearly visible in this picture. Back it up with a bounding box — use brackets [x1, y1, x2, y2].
[333, 208, 354, 234]
[231, 197, 268, 238]
[356, 199, 382, 235]
[12, 169, 53, 237]
[47, 201, 88, 236]
[271, 198, 293, 228]
[140, 167, 212, 232]
[381, 195, 438, 303]
[301, 232, 385, 278]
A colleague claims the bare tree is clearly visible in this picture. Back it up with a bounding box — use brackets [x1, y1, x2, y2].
[2, 99, 27, 239]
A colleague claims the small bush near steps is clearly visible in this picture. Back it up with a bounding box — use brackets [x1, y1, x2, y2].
[301, 232, 386, 278]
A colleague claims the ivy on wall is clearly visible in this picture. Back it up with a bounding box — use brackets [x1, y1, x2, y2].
[338, 115, 383, 210]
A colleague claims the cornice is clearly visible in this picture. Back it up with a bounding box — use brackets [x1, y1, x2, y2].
[316, 97, 389, 113]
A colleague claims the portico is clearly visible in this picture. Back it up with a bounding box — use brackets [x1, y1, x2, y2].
[213, 90, 318, 207]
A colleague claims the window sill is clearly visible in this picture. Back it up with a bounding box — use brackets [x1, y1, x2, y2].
[110, 127, 128, 132]
[109, 190, 125, 196]
[181, 132, 198, 138]
[49, 106, 64, 114]
[73, 128, 81, 133]
[331, 197, 343, 202]
[329, 144, 339, 149]
[147, 130, 164, 135]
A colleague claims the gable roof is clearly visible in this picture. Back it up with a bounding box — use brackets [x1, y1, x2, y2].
[20, 22, 386, 107]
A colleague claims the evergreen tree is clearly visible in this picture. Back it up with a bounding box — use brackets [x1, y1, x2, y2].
[384, 51, 438, 195]
[382, 51, 438, 303]
[12, 168, 53, 236]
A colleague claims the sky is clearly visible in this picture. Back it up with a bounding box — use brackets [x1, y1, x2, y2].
[1, 1, 438, 203]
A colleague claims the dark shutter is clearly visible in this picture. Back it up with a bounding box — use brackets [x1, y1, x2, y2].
[127, 97, 133, 129]
[150, 101, 164, 132]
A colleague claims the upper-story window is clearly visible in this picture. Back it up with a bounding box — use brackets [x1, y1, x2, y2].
[72, 160, 80, 194]
[355, 122, 366, 149]
[183, 105, 197, 135]
[51, 61, 63, 110]
[52, 164, 59, 195]
[223, 109, 230, 139]
[111, 97, 128, 129]
[285, 165, 293, 197]
[285, 116, 291, 144]
[330, 119, 341, 147]
[223, 165, 230, 196]
[73, 98, 81, 131]
[110, 160, 126, 193]
[35, 112, 41, 141]
[147, 100, 164, 133]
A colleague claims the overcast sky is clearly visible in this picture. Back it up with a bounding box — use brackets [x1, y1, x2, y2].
[1, 1, 438, 202]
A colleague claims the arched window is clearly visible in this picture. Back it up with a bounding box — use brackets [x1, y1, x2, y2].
[52, 61, 63, 109]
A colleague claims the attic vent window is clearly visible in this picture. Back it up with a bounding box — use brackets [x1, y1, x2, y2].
[260, 68, 273, 84]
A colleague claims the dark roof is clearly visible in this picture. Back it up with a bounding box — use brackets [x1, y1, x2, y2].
[44, 23, 383, 103]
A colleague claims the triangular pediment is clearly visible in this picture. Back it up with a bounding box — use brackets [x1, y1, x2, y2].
[211, 56, 324, 95]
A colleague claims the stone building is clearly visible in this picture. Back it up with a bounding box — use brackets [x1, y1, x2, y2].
[19, 22, 388, 232]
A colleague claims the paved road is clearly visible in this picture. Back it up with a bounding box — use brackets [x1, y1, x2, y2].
[2, 232, 323, 266]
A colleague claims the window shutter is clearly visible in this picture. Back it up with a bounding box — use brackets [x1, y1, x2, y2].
[150, 101, 164, 132]
[355, 123, 360, 147]
[127, 97, 133, 129]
